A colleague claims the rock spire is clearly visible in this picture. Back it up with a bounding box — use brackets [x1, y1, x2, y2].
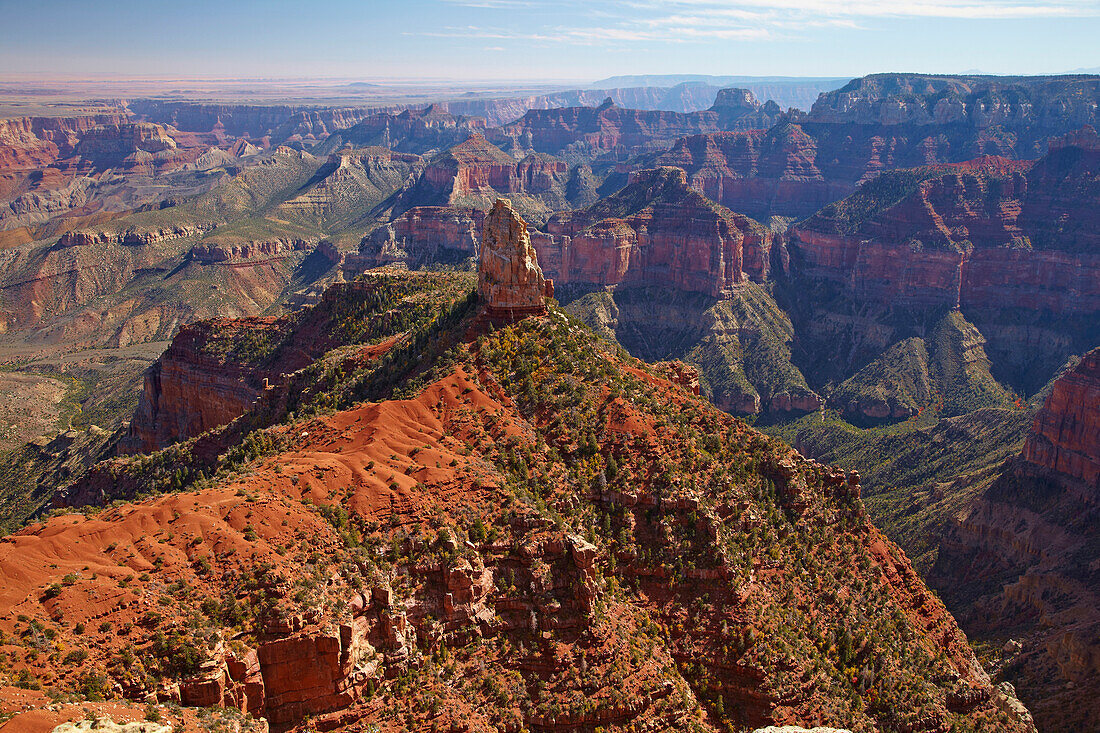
[478, 198, 553, 319]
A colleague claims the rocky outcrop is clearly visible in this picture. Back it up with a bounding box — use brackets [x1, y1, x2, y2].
[789, 144, 1100, 315]
[752, 728, 852, 733]
[51, 720, 172, 733]
[57, 223, 216, 247]
[479, 198, 552, 318]
[1022, 347, 1100, 489]
[353, 206, 484, 270]
[189, 238, 314, 264]
[710, 88, 787, 130]
[258, 623, 376, 727]
[119, 318, 278, 454]
[536, 167, 771, 296]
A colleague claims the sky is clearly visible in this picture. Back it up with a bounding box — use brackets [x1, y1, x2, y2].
[0, 0, 1097, 82]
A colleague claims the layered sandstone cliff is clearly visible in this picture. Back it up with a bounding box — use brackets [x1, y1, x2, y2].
[536, 167, 771, 295]
[788, 141, 1100, 315]
[0, 114, 130, 172]
[929, 347, 1100, 730]
[1022, 347, 1100, 489]
[655, 124, 851, 220]
[119, 318, 279, 454]
[376, 133, 604, 223]
[354, 206, 484, 270]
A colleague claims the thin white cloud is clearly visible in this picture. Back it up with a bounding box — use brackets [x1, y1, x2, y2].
[426, 0, 1100, 47]
[628, 0, 1098, 19]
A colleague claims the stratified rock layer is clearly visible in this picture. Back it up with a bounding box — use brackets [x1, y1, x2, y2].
[537, 167, 771, 295]
[788, 137, 1100, 315]
[1022, 347, 1100, 489]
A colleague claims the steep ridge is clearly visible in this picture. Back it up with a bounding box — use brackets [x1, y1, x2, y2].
[926, 348, 1100, 731]
[560, 283, 821, 418]
[273, 147, 424, 232]
[0, 255, 1034, 731]
[352, 168, 819, 418]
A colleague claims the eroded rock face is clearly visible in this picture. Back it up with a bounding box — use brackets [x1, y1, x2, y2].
[929, 347, 1100, 730]
[478, 198, 552, 318]
[355, 206, 484, 270]
[789, 143, 1100, 314]
[536, 167, 771, 296]
[119, 318, 277, 454]
[1023, 347, 1100, 490]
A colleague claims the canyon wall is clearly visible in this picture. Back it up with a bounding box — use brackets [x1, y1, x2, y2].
[1022, 347, 1100, 489]
[489, 90, 786, 161]
[788, 141, 1100, 315]
[536, 167, 771, 296]
[119, 318, 278, 454]
[0, 114, 130, 172]
[929, 346, 1100, 730]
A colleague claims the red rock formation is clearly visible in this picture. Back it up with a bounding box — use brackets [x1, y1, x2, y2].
[120, 318, 279, 454]
[478, 198, 552, 319]
[420, 134, 566, 199]
[57, 223, 216, 248]
[354, 206, 484, 270]
[535, 167, 771, 296]
[189, 238, 314, 264]
[258, 623, 375, 727]
[1022, 347, 1100, 489]
[789, 145, 1100, 314]
[656, 126, 852, 220]
[393, 134, 572, 215]
[0, 114, 129, 172]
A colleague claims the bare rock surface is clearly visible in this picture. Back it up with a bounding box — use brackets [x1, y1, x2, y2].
[478, 198, 552, 318]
